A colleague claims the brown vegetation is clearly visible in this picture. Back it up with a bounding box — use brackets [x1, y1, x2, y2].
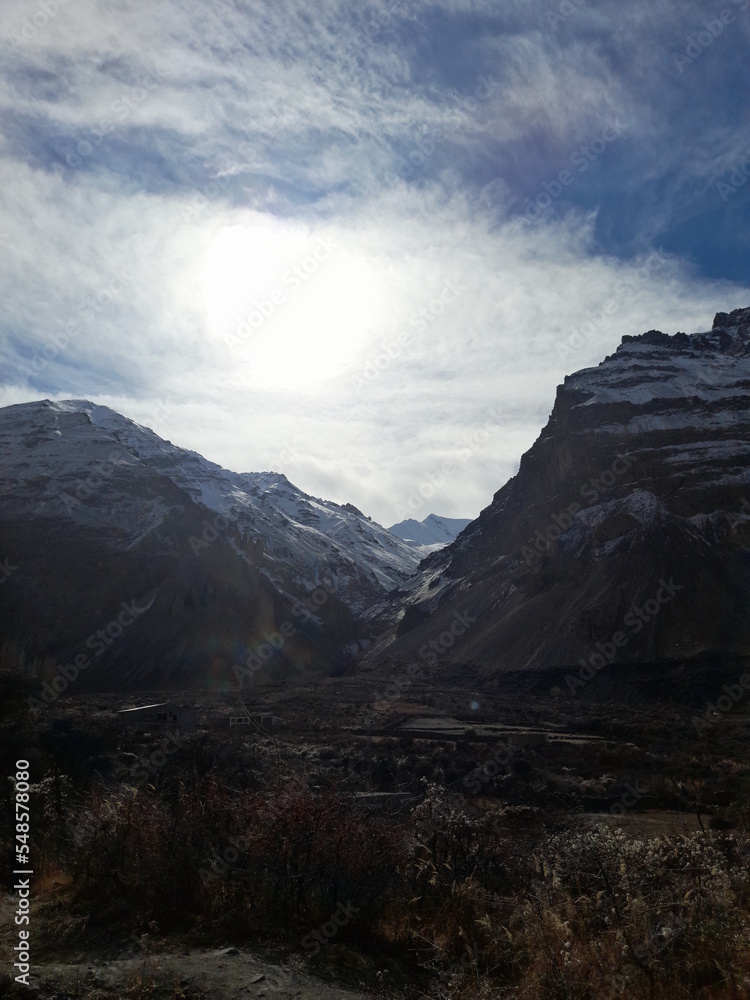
[2, 673, 750, 998]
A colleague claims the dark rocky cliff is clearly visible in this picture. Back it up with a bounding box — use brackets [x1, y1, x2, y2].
[367, 308, 750, 678]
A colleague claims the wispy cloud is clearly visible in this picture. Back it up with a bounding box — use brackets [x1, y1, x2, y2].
[0, 0, 747, 524]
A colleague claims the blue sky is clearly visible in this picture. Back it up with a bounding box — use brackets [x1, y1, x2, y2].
[1, 0, 748, 525]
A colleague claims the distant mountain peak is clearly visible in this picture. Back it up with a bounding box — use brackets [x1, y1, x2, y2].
[388, 513, 471, 553]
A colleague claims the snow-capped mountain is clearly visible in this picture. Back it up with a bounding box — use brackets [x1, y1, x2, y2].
[388, 514, 472, 555]
[0, 398, 431, 689]
[0, 399, 423, 614]
[367, 308, 750, 677]
[4, 307, 749, 692]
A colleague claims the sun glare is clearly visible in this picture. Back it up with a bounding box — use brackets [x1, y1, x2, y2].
[202, 223, 377, 389]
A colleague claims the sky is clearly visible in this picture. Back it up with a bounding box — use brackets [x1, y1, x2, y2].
[1, 0, 748, 527]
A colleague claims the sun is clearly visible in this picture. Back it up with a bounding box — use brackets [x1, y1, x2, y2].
[202, 222, 377, 390]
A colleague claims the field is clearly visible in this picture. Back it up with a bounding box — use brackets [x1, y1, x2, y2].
[1, 661, 750, 999]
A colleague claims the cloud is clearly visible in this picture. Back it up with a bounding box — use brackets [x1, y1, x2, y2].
[0, 0, 748, 525]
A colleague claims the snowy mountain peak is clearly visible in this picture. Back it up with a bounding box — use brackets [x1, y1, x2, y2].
[562, 307, 750, 410]
[617, 307, 750, 358]
[238, 471, 298, 495]
[0, 398, 438, 616]
[713, 306, 750, 333]
[388, 513, 472, 554]
[49, 398, 152, 434]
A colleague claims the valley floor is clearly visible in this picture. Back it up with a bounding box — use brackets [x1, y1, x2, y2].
[2, 661, 749, 999]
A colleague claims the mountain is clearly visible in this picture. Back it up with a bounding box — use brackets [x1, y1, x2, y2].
[367, 308, 750, 680]
[387, 513, 472, 555]
[0, 399, 424, 691]
[5, 308, 749, 694]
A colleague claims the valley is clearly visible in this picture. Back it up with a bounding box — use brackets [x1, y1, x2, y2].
[1, 309, 749, 998]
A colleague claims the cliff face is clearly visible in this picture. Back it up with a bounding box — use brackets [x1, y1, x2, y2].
[368, 308, 750, 676]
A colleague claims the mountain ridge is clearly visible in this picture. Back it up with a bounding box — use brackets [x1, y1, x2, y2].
[0, 397, 451, 691]
[0, 397, 431, 613]
[364, 307, 750, 678]
[2, 307, 749, 693]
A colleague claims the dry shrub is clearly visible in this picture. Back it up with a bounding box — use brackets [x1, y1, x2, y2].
[34, 771, 750, 998]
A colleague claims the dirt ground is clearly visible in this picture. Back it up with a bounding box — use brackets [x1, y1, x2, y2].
[17, 949, 396, 999]
[1, 896, 401, 1000]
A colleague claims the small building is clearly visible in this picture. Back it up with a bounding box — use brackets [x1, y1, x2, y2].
[118, 702, 195, 733]
[229, 714, 284, 730]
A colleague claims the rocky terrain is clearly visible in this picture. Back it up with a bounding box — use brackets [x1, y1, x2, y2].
[367, 308, 750, 679]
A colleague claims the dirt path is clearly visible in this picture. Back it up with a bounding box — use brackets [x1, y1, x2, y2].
[1, 896, 401, 1000]
[24, 948, 392, 999]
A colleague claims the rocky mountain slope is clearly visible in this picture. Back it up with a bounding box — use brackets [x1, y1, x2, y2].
[0, 399, 426, 691]
[367, 308, 750, 679]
